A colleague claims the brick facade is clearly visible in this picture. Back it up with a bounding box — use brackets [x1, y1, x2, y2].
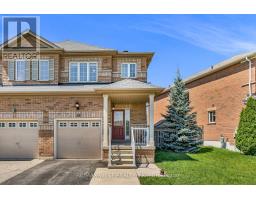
[154, 59, 256, 145]
[0, 32, 156, 162]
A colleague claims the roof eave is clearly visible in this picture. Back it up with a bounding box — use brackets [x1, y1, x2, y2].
[184, 52, 256, 85]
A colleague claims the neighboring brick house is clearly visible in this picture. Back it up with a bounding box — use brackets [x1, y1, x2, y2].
[0, 30, 163, 168]
[154, 52, 256, 150]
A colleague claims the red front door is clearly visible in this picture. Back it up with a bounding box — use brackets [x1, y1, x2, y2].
[112, 110, 125, 140]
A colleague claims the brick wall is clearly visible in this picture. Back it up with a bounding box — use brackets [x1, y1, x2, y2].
[59, 55, 113, 83]
[0, 54, 149, 85]
[112, 57, 147, 82]
[1, 53, 60, 86]
[0, 95, 103, 157]
[154, 60, 256, 144]
[112, 103, 147, 125]
[154, 92, 169, 123]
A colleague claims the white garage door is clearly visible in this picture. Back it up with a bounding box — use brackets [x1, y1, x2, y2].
[56, 120, 101, 159]
[0, 121, 39, 159]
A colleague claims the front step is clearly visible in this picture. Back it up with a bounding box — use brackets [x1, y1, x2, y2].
[112, 158, 134, 165]
[109, 145, 136, 169]
[108, 164, 137, 169]
[111, 154, 133, 159]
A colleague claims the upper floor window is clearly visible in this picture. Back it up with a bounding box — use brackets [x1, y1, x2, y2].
[16, 60, 26, 81]
[208, 111, 216, 124]
[39, 60, 49, 81]
[121, 63, 137, 78]
[69, 62, 97, 82]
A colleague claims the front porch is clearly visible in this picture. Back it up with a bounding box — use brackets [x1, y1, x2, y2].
[102, 92, 156, 168]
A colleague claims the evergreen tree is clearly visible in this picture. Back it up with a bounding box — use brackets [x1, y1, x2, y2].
[161, 71, 202, 152]
[236, 97, 256, 155]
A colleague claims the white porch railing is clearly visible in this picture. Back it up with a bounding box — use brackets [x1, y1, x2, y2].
[131, 126, 149, 146]
[108, 125, 112, 167]
[131, 128, 136, 166]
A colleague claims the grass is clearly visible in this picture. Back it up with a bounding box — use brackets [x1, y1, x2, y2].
[139, 146, 256, 185]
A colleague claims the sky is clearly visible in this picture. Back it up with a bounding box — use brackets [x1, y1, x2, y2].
[1, 14, 256, 87]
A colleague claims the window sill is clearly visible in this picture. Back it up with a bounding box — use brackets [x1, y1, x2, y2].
[208, 122, 216, 125]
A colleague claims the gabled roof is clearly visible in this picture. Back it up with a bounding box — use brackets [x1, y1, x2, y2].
[54, 40, 115, 52]
[101, 79, 162, 91]
[0, 29, 61, 50]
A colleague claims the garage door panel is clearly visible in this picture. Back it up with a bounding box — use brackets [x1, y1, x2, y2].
[57, 120, 101, 159]
[0, 127, 38, 159]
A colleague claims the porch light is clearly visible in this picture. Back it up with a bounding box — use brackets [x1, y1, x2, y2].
[75, 102, 80, 110]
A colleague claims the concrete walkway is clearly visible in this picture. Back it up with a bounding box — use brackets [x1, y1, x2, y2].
[0, 159, 43, 184]
[90, 164, 161, 185]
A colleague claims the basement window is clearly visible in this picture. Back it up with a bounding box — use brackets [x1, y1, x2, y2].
[208, 111, 216, 124]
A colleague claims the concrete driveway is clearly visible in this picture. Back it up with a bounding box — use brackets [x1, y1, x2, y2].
[2, 160, 107, 185]
[0, 159, 43, 184]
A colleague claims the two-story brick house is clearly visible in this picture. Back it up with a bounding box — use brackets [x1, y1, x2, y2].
[0, 30, 163, 168]
[154, 52, 256, 150]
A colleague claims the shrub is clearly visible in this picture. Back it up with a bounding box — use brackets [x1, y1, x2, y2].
[236, 97, 256, 155]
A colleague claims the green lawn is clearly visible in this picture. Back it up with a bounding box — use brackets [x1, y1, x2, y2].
[140, 147, 256, 185]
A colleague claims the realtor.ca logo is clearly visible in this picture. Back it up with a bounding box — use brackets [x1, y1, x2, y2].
[1, 16, 40, 61]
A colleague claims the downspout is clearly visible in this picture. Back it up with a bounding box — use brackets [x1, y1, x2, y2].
[245, 57, 252, 96]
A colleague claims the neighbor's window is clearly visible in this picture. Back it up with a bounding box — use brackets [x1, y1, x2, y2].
[208, 111, 216, 124]
[16, 60, 26, 81]
[121, 63, 137, 78]
[69, 62, 98, 82]
[39, 60, 49, 81]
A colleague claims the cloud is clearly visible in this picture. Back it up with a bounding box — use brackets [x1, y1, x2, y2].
[132, 16, 256, 55]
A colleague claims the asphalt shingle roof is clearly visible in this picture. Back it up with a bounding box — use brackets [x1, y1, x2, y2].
[54, 40, 115, 52]
[0, 79, 163, 93]
[101, 79, 160, 90]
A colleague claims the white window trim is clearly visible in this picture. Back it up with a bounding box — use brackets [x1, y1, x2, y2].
[69, 62, 98, 83]
[121, 63, 137, 78]
[208, 111, 216, 124]
[39, 59, 50, 81]
[15, 59, 26, 81]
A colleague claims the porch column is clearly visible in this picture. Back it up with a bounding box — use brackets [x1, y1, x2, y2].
[103, 94, 109, 147]
[149, 94, 155, 146]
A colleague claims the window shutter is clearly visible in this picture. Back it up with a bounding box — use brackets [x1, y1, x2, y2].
[49, 59, 54, 80]
[25, 60, 30, 80]
[31, 60, 39, 80]
[8, 60, 15, 80]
